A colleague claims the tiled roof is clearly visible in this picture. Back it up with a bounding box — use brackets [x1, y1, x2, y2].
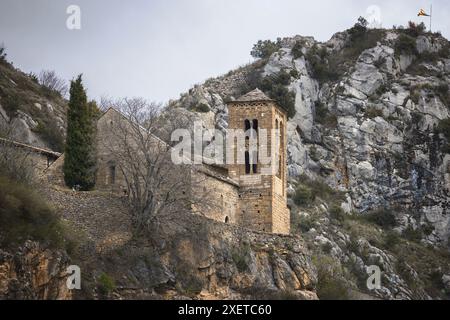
[234, 88, 273, 102]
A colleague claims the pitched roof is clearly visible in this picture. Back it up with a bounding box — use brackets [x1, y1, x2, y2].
[234, 88, 273, 103]
[0, 137, 61, 159]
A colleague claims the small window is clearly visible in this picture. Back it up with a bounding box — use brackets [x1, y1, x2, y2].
[109, 165, 116, 185]
[245, 151, 250, 174]
[252, 119, 258, 132]
[252, 151, 258, 174]
[225, 216, 229, 224]
[244, 119, 251, 132]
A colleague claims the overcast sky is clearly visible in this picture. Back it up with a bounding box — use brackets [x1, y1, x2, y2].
[0, 0, 448, 103]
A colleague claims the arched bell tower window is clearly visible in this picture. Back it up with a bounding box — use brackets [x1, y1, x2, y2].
[245, 151, 251, 174]
[244, 119, 251, 132]
[252, 119, 258, 133]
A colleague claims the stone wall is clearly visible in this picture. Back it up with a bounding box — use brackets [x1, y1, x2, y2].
[191, 166, 239, 224]
[227, 101, 290, 234]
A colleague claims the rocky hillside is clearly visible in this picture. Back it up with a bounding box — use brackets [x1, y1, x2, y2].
[0, 55, 67, 151]
[170, 24, 450, 299]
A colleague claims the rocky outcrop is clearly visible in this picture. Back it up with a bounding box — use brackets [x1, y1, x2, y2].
[77, 212, 317, 300]
[170, 30, 450, 247]
[0, 60, 67, 151]
[0, 241, 71, 300]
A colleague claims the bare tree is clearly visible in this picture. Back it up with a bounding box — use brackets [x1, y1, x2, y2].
[0, 43, 7, 62]
[38, 70, 68, 97]
[100, 98, 213, 232]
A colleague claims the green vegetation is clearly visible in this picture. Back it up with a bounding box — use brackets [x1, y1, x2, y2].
[293, 185, 314, 206]
[305, 44, 339, 84]
[259, 70, 296, 118]
[97, 273, 116, 296]
[250, 38, 282, 59]
[362, 208, 397, 229]
[403, 21, 427, 38]
[395, 34, 418, 56]
[329, 205, 346, 223]
[291, 212, 316, 233]
[365, 105, 384, 119]
[0, 44, 6, 64]
[0, 175, 72, 250]
[402, 226, 422, 243]
[313, 255, 353, 300]
[292, 175, 346, 208]
[193, 102, 210, 113]
[305, 17, 384, 85]
[231, 242, 252, 272]
[63, 75, 97, 190]
[315, 101, 338, 129]
[291, 40, 304, 59]
[437, 118, 450, 153]
[175, 262, 205, 297]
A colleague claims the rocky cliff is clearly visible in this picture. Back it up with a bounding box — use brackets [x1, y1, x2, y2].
[73, 210, 317, 300]
[0, 241, 71, 300]
[170, 26, 450, 299]
[0, 58, 67, 151]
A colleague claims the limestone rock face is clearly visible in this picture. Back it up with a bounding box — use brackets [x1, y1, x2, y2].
[90, 214, 318, 300]
[0, 241, 72, 300]
[171, 30, 450, 247]
[0, 61, 67, 150]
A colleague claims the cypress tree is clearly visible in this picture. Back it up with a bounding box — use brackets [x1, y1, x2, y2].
[63, 75, 96, 190]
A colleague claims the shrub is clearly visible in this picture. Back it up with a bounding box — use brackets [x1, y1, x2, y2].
[175, 262, 205, 296]
[405, 21, 426, 37]
[313, 255, 352, 300]
[0, 175, 69, 249]
[309, 145, 319, 162]
[231, 243, 252, 272]
[348, 17, 368, 43]
[193, 103, 210, 113]
[383, 231, 401, 250]
[0, 44, 6, 63]
[315, 101, 338, 128]
[259, 70, 296, 118]
[293, 185, 314, 206]
[291, 41, 304, 59]
[365, 106, 383, 119]
[403, 226, 422, 242]
[250, 39, 282, 59]
[395, 34, 417, 56]
[363, 208, 397, 229]
[437, 118, 450, 153]
[97, 273, 116, 297]
[330, 205, 346, 223]
[38, 70, 68, 98]
[306, 45, 339, 84]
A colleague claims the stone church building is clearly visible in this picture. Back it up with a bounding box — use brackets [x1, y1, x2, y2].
[47, 89, 291, 235]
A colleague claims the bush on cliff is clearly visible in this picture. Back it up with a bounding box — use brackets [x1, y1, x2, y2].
[0, 175, 68, 249]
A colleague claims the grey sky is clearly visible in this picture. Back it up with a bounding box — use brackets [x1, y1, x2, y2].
[0, 0, 448, 103]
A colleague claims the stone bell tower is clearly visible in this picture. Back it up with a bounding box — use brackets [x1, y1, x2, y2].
[227, 89, 290, 235]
